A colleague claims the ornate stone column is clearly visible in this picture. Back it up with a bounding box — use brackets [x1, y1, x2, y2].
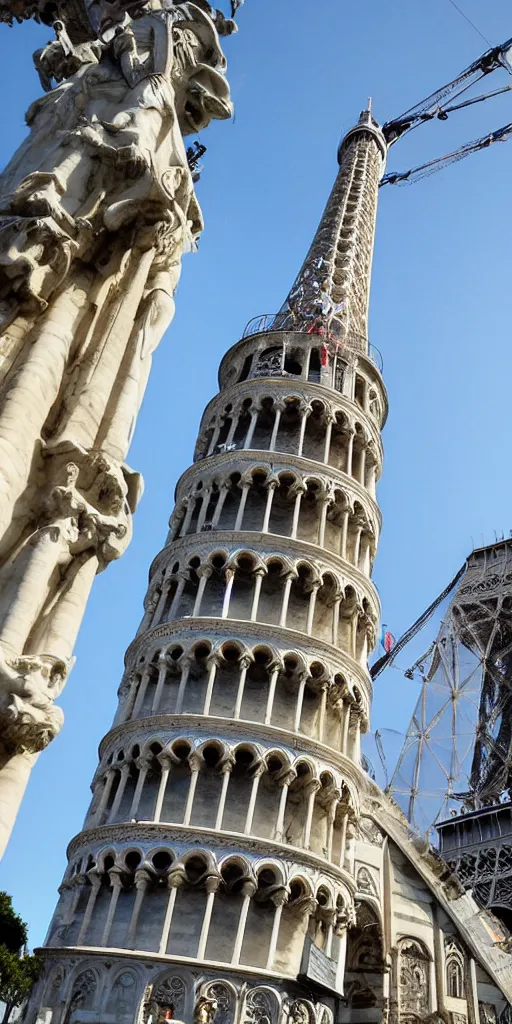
[0, 0, 235, 857]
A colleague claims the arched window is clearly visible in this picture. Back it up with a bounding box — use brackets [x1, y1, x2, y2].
[398, 938, 430, 1019]
[445, 940, 465, 999]
[255, 346, 282, 378]
[106, 972, 138, 1023]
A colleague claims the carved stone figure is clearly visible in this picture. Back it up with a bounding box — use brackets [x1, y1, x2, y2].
[0, 0, 233, 857]
[194, 997, 219, 1024]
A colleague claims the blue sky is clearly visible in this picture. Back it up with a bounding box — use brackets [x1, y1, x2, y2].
[1, 0, 512, 947]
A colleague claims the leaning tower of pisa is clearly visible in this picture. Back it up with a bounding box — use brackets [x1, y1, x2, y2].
[28, 109, 391, 1024]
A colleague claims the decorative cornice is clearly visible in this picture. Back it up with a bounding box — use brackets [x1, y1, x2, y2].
[37, 945, 307, 985]
[124, 618, 373, 696]
[147, 530, 380, 616]
[66, 822, 357, 894]
[98, 714, 371, 797]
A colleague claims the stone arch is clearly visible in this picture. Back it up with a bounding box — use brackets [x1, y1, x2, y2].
[276, 396, 303, 454]
[242, 986, 281, 1024]
[302, 399, 328, 462]
[258, 557, 287, 627]
[199, 980, 239, 1024]
[40, 962, 69, 1021]
[275, 874, 315, 975]
[241, 467, 269, 531]
[64, 968, 99, 1024]
[268, 471, 298, 537]
[356, 867, 378, 897]
[397, 937, 432, 1019]
[445, 939, 465, 999]
[212, 472, 241, 531]
[240, 862, 286, 970]
[104, 971, 140, 1023]
[238, 645, 276, 723]
[251, 396, 276, 451]
[143, 970, 192, 1024]
[221, 741, 263, 834]
[204, 857, 255, 964]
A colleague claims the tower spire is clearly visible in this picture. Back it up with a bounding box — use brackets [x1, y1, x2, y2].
[282, 109, 387, 349]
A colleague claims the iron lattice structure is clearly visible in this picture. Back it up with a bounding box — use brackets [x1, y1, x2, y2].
[381, 541, 512, 836]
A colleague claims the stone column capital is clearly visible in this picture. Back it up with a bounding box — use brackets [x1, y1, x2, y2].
[135, 863, 153, 882]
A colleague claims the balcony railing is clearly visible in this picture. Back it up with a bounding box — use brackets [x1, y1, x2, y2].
[242, 313, 383, 373]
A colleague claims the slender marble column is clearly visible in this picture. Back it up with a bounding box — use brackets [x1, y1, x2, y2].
[154, 756, 172, 823]
[215, 764, 232, 831]
[294, 675, 308, 732]
[291, 486, 305, 539]
[108, 764, 131, 823]
[234, 656, 252, 719]
[95, 769, 116, 823]
[231, 881, 257, 965]
[234, 480, 251, 530]
[297, 409, 310, 458]
[262, 481, 278, 533]
[221, 570, 235, 619]
[244, 763, 265, 834]
[174, 660, 192, 714]
[169, 575, 187, 618]
[318, 495, 331, 548]
[323, 414, 335, 464]
[269, 404, 282, 452]
[129, 757, 151, 819]
[264, 666, 281, 725]
[158, 882, 179, 955]
[126, 870, 151, 948]
[76, 874, 102, 945]
[197, 877, 220, 960]
[183, 757, 201, 826]
[274, 770, 295, 841]
[211, 482, 231, 528]
[340, 509, 350, 560]
[196, 488, 212, 533]
[152, 653, 169, 715]
[251, 569, 265, 621]
[180, 499, 196, 538]
[131, 667, 152, 719]
[207, 422, 222, 457]
[266, 891, 288, 970]
[244, 410, 258, 450]
[307, 583, 320, 634]
[280, 576, 294, 627]
[203, 657, 219, 716]
[101, 871, 123, 946]
[304, 779, 321, 849]
[346, 430, 355, 476]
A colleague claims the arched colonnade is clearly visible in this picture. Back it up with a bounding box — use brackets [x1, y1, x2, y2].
[169, 465, 378, 571]
[138, 549, 377, 666]
[86, 736, 358, 867]
[53, 847, 354, 977]
[116, 639, 369, 751]
[194, 391, 381, 498]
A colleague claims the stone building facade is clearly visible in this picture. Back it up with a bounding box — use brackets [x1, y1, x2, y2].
[25, 112, 512, 1024]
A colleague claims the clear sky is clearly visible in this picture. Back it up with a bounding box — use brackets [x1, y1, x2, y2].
[1, 0, 512, 948]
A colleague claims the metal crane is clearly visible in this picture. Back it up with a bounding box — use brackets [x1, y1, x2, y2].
[381, 35, 512, 186]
